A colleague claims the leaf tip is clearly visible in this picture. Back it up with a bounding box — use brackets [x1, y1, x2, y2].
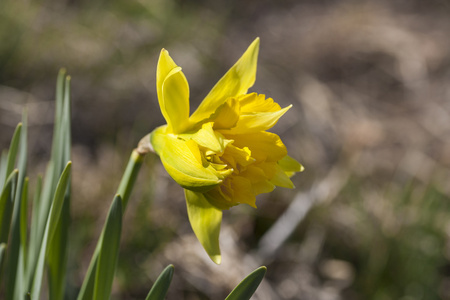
[210, 254, 222, 265]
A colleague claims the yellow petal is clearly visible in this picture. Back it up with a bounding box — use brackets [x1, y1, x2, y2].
[252, 180, 276, 195]
[229, 176, 256, 207]
[210, 98, 240, 130]
[239, 93, 281, 113]
[185, 190, 222, 264]
[270, 164, 295, 188]
[227, 132, 287, 163]
[220, 144, 255, 170]
[221, 105, 291, 134]
[151, 130, 223, 192]
[190, 38, 260, 123]
[182, 122, 223, 153]
[278, 155, 304, 173]
[157, 49, 190, 133]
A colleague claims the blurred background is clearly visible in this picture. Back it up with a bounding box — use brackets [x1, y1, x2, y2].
[1, 0, 450, 299]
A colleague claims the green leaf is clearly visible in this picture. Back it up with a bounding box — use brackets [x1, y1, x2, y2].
[4, 123, 22, 187]
[47, 162, 71, 246]
[145, 265, 174, 300]
[29, 162, 71, 300]
[0, 150, 8, 190]
[7, 110, 28, 300]
[93, 195, 122, 300]
[185, 190, 222, 264]
[0, 170, 18, 244]
[27, 175, 41, 284]
[78, 150, 144, 300]
[9, 178, 29, 300]
[0, 243, 6, 285]
[48, 71, 72, 300]
[225, 266, 267, 300]
[20, 178, 29, 272]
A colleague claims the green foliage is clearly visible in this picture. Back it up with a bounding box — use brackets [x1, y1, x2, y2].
[94, 196, 122, 300]
[145, 264, 174, 300]
[225, 266, 267, 300]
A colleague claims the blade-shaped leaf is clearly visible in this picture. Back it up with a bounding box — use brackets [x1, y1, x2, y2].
[93, 195, 122, 300]
[7, 111, 28, 300]
[20, 178, 29, 270]
[225, 266, 267, 300]
[4, 123, 22, 188]
[145, 264, 174, 300]
[29, 162, 71, 300]
[0, 150, 8, 190]
[0, 170, 18, 244]
[78, 150, 144, 300]
[48, 71, 72, 300]
[27, 175, 42, 284]
[0, 243, 6, 285]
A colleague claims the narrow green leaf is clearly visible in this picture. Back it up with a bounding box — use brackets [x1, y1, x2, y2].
[225, 266, 267, 300]
[48, 72, 72, 300]
[0, 170, 18, 244]
[11, 178, 29, 300]
[20, 178, 29, 269]
[27, 162, 55, 288]
[47, 162, 71, 250]
[78, 150, 144, 300]
[145, 265, 174, 300]
[0, 243, 6, 285]
[47, 198, 70, 300]
[7, 110, 28, 300]
[29, 162, 71, 300]
[5, 123, 22, 186]
[93, 195, 122, 300]
[0, 150, 8, 190]
[27, 174, 42, 285]
[77, 248, 99, 300]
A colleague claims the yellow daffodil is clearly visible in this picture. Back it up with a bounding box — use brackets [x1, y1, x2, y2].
[141, 38, 303, 264]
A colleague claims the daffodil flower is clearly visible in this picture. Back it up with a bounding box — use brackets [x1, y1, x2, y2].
[141, 38, 303, 264]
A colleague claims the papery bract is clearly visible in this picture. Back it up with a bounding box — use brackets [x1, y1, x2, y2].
[145, 38, 303, 264]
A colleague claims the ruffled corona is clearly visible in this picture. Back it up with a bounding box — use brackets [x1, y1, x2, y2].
[145, 38, 303, 264]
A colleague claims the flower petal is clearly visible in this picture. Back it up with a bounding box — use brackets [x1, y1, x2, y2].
[239, 93, 281, 113]
[190, 38, 260, 123]
[182, 122, 223, 153]
[185, 190, 222, 264]
[270, 164, 295, 188]
[210, 98, 240, 130]
[227, 132, 287, 163]
[150, 129, 223, 192]
[221, 105, 291, 134]
[278, 155, 304, 173]
[157, 49, 190, 133]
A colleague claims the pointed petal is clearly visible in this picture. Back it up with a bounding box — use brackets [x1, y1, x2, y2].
[151, 130, 223, 192]
[182, 123, 223, 153]
[157, 50, 190, 133]
[278, 155, 304, 173]
[221, 105, 291, 134]
[185, 190, 222, 264]
[270, 165, 295, 188]
[190, 38, 260, 123]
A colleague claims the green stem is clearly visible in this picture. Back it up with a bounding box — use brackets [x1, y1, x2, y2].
[116, 149, 145, 210]
[77, 149, 145, 300]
